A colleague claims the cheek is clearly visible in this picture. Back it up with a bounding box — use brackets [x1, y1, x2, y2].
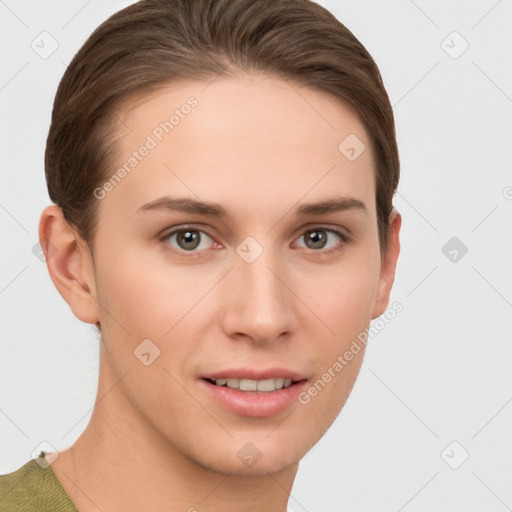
[92, 248, 225, 388]
[294, 249, 379, 416]
[301, 251, 381, 341]
[94, 247, 210, 334]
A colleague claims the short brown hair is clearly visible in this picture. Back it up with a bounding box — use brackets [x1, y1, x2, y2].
[45, 0, 399, 253]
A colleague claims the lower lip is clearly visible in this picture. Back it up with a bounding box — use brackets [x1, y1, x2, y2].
[199, 379, 308, 418]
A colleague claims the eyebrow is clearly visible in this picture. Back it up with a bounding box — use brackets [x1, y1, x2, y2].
[136, 195, 367, 218]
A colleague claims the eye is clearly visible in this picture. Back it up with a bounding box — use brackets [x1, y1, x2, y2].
[162, 227, 216, 253]
[294, 227, 349, 253]
[160, 225, 351, 257]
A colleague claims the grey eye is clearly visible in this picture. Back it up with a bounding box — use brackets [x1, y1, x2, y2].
[165, 229, 214, 252]
[296, 229, 343, 251]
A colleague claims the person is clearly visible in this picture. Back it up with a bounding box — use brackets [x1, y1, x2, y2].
[0, 0, 401, 510]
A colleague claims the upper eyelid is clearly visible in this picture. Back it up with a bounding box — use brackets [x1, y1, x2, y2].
[160, 224, 215, 241]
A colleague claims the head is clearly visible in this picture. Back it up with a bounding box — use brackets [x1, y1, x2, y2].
[40, 0, 401, 476]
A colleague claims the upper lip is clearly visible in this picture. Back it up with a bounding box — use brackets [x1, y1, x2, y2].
[202, 368, 307, 382]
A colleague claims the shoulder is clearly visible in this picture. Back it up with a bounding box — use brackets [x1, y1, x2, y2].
[0, 453, 77, 512]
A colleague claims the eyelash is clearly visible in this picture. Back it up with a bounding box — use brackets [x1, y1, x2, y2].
[159, 225, 352, 258]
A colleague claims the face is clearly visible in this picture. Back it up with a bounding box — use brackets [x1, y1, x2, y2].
[87, 75, 391, 476]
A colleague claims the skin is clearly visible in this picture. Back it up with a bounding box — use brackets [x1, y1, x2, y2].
[40, 74, 401, 512]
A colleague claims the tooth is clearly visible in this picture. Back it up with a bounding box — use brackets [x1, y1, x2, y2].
[214, 377, 295, 391]
[257, 378, 277, 392]
[226, 378, 239, 389]
[239, 379, 257, 391]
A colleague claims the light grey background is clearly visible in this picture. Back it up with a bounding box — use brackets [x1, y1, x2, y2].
[1, 1, 511, 511]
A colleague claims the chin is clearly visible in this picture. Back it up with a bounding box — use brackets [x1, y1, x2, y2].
[202, 454, 299, 478]
[189, 435, 307, 477]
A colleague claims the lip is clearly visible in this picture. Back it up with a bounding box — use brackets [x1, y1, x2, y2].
[202, 367, 307, 382]
[199, 368, 308, 418]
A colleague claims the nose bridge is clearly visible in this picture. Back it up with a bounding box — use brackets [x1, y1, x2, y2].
[222, 235, 296, 341]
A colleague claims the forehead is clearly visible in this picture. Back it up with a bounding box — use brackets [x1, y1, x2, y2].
[103, 75, 376, 222]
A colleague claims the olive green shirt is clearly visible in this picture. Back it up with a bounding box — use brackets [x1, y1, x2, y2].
[0, 452, 77, 512]
[2, 452, 297, 511]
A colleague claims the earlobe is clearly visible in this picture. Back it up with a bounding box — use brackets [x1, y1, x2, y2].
[38, 205, 100, 325]
[371, 209, 402, 320]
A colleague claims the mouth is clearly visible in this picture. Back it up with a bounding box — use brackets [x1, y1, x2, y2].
[199, 370, 308, 417]
[203, 377, 302, 393]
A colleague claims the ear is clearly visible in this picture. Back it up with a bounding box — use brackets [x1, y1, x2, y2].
[38, 205, 100, 324]
[371, 209, 402, 319]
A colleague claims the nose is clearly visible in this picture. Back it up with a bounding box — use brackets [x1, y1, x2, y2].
[219, 242, 298, 345]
